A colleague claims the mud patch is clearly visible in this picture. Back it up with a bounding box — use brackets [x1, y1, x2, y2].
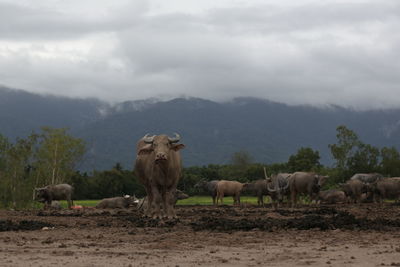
[0, 220, 55, 231]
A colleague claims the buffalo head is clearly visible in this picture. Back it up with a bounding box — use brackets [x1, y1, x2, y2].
[138, 133, 185, 163]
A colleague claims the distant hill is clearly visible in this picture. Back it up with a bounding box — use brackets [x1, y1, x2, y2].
[1, 86, 400, 171]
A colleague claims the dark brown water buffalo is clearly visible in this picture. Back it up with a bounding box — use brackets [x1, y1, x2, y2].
[317, 189, 346, 204]
[289, 172, 328, 207]
[216, 180, 244, 205]
[134, 133, 185, 219]
[350, 173, 383, 183]
[35, 183, 74, 209]
[194, 180, 219, 205]
[242, 179, 270, 206]
[96, 195, 139, 209]
[340, 179, 368, 203]
[267, 173, 291, 208]
[369, 178, 400, 203]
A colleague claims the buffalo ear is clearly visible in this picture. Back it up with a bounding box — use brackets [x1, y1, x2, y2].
[171, 144, 185, 151]
[138, 144, 154, 155]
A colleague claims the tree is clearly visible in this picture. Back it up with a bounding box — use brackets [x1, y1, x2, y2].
[329, 125, 360, 171]
[35, 127, 85, 186]
[380, 146, 400, 177]
[231, 150, 253, 167]
[287, 147, 320, 172]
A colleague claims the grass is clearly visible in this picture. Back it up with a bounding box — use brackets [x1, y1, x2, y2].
[56, 196, 263, 208]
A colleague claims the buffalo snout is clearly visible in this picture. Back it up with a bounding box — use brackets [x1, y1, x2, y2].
[155, 152, 168, 162]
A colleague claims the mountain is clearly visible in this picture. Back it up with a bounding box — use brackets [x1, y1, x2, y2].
[1, 86, 400, 170]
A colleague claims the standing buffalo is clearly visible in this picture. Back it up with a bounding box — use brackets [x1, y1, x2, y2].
[267, 173, 291, 208]
[289, 172, 328, 207]
[369, 178, 400, 203]
[35, 183, 74, 209]
[350, 173, 383, 183]
[134, 133, 185, 219]
[194, 180, 218, 205]
[340, 179, 368, 203]
[317, 189, 346, 204]
[216, 180, 244, 205]
[242, 179, 270, 206]
[96, 195, 139, 209]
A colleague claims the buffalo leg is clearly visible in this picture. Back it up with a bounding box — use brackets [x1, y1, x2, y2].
[164, 189, 177, 219]
[151, 186, 162, 219]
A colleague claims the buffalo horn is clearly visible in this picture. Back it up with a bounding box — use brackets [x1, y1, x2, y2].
[267, 183, 276, 192]
[143, 134, 155, 143]
[168, 133, 181, 143]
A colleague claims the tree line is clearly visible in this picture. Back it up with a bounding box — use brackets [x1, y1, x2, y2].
[1, 125, 400, 208]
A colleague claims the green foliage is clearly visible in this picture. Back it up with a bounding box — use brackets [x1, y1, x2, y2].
[380, 146, 400, 177]
[287, 147, 321, 172]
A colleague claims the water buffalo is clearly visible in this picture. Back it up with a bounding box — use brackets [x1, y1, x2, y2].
[137, 189, 189, 211]
[96, 195, 139, 209]
[216, 180, 244, 205]
[242, 179, 270, 206]
[369, 178, 400, 203]
[50, 201, 62, 210]
[134, 133, 185, 219]
[35, 183, 74, 209]
[289, 172, 328, 207]
[350, 173, 383, 183]
[340, 179, 368, 203]
[267, 173, 291, 208]
[317, 189, 346, 204]
[194, 180, 218, 205]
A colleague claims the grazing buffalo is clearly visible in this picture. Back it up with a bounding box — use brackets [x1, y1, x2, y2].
[216, 180, 244, 205]
[289, 172, 328, 207]
[267, 173, 291, 208]
[242, 179, 270, 206]
[35, 183, 74, 209]
[369, 178, 400, 203]
[317, 189, 346, 204]
[96, 195, 139, 209]
[350, 173, 383, 183]
[341, 179, 368, 203]
[194, 180, 219, 205]
[134, 133, 185, 219]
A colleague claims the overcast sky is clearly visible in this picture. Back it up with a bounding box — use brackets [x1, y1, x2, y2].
[0, 0, 399, 109]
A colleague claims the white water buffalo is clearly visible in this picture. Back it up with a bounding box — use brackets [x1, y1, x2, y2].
[35, 183, 74, 209]
[350, 173, 383, 183]
[216, 180, 244, 205]
[317, 189, 346, 204]
[242, 179, 270, 206]
[96, 195, 139, 209]
[134, 133, 185, 219]
[289, 172, 328, 207]
[194, 180, 219, 205]
[369, 178, 400, 203]
[341, 179, 368, 203]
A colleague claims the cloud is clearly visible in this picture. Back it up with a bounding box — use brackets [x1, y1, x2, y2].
[0, 0, 400, 109]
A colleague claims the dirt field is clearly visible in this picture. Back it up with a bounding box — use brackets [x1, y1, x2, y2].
[1, 203, 400, 267]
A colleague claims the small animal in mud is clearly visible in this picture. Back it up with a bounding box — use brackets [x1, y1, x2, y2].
[194, 180, 219, 205]
[137, 189, 189, 211]
[340, 179, 368, 203]
[216, 180, 244, 205]
[96, 195, 139, 209]
[50, 201, 62, 210]
[35, 183, 74, 209]
[317, 189, 346, 204]
[134, 133, 185, 219]
[368, 178, 400, 203]
[289, 172, 328, 207]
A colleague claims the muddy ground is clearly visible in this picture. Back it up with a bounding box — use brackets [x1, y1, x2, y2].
[1, 203, 400, 266]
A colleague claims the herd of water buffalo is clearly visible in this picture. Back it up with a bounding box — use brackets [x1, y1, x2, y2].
[33, 134, 400, 220]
